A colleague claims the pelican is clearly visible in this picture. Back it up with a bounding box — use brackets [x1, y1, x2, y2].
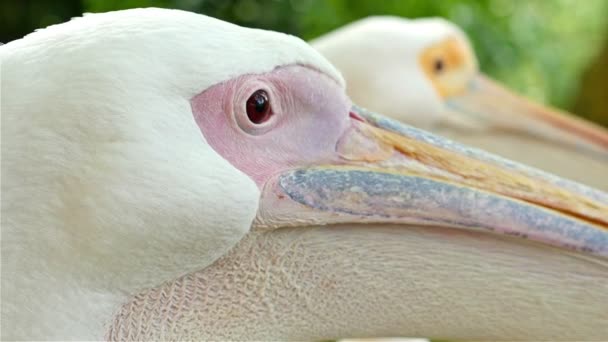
[311, 16, 608, 190]
[2, 8, 607, 341]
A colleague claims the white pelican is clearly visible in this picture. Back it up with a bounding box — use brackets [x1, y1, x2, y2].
[2, 8, 607, 341]
[311, 16, 608, 190]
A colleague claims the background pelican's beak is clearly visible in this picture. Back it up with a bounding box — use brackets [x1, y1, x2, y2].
[443, 74, 608, 158]
[255, 107, 608, 258]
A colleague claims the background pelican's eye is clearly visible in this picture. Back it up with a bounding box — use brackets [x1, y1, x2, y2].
[434, 58, 445, 73]
[246, 89, 272, 124]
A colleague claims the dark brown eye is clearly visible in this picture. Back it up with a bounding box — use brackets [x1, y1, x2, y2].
[246, 89, 272, 124]
[434, 58, 445, 73]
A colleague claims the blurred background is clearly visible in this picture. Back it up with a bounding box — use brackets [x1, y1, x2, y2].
[2, 0, 607, 127]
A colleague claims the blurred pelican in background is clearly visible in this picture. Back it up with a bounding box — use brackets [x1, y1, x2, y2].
[311, 16, 608, 190]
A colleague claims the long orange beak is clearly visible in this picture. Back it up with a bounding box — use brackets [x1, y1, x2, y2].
[255, 106, 608, 258]
[444, 74, 608, 158]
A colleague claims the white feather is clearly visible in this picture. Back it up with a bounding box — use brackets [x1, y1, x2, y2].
[311, 16, 471, 129]
[0, 8, 341, 340]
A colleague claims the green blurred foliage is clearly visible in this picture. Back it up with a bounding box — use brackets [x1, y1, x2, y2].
[574, 35, 608, 127]
[2, 0, 607, 126]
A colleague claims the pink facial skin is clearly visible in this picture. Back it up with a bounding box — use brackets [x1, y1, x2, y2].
[191, 65, 353, 188]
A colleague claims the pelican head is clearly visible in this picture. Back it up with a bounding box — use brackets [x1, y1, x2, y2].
[2, 8, 607, 341]
[311, 16, 608, 156]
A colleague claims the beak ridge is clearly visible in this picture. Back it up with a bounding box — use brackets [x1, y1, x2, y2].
[446, 74, 608, 159]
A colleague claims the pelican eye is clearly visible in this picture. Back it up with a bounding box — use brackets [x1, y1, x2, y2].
[246, 89, 272, 124]
[434, 58, 445, 73]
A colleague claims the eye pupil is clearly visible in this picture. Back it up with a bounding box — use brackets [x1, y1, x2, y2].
[246, 89, 272, 124]
[434, 58, 445, 73]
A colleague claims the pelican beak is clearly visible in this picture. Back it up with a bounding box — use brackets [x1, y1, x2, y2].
[443, 74, 608, 157]
[256, 106, 608, 257]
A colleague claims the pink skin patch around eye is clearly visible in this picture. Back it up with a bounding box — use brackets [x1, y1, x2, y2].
[190, 65, 353, 188]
